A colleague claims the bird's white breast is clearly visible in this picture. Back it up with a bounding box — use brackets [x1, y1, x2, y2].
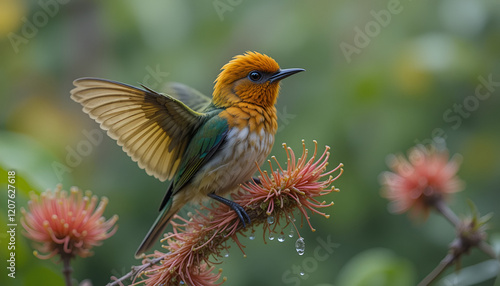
[190, 126, 274, 199]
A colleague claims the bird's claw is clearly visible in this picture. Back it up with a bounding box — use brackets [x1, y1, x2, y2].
[208, 193, 251, 228]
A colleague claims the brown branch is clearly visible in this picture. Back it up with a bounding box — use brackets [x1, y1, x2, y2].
[108, 142, 342, 285]
[107, 255, 168, 286]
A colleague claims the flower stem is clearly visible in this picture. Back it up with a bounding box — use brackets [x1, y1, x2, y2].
[433, 198, 460, 227]
[418, 252, 457, 286]
[62, 254, 73, 286]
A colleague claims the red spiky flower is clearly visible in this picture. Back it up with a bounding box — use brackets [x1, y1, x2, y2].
[21, 185, 118, 259]
[134, 141, 343, 286]
[380, 144, 464, 217]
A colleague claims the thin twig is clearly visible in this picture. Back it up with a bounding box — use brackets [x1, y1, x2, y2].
[107, 255, 167, 286]
[423, 196, 499, 285]
[418, 252, 458, 286]
[433, 197, 497, 259]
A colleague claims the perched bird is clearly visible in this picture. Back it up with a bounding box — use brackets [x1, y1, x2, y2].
[70, 51, 304, 257]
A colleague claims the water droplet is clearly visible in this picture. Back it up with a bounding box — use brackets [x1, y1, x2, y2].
[299, 271, 305, 276]
[249, 233, 255, 240]
[267, 216, 275, 225]
[295, 237, 305, 255]
[288, 228, 294, 238]
[278, 234, 285, 242]
[269, 233, 275, 241]
[224, 251, 229, 258]
[180, 281, 185, 285]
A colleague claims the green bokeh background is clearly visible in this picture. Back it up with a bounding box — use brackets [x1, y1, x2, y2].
[1, 0, 500, 285]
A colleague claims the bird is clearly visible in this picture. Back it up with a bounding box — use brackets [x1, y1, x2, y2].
[70, 51, 304, 258]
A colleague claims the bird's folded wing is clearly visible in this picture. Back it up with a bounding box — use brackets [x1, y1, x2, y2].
[172, 116, 228, 193]
[71, 78, 205, 182]
[158, 116, 228, 210]
[163, 82, 212, 112]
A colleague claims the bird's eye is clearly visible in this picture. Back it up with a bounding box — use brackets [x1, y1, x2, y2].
[248, 71, 262, 82]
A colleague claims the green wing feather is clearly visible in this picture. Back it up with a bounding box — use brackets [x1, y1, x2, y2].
[158, 114, 228, 210]
[71, 77, 205, 182]
[162, 82, 212, 112]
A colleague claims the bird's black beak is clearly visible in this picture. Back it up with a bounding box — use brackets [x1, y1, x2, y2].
[269, 68, 305, 83]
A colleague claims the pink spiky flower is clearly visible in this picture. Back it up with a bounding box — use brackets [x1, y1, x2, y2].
[134, 141, 343, 286]
[380, 144, 464, 217]
[21, 185, 119, 260]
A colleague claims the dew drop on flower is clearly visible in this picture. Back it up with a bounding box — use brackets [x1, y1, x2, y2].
[249, 232, 255, 240]
[295, 237, 305, 255]
[299, 271, 305, 276]
[288, 228, 294, 238]
[269, 233, 275, 241]
[278, 234, 285, 242]
[224, 251, 229, 258]
[267, 216, 275, 225]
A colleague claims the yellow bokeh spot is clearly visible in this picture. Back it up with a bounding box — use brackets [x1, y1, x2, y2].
[392, 49, 432, 97]
[461, 135, 500, 180]
[0, 0, 26, 36]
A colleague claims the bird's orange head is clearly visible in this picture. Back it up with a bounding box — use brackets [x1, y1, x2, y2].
[213, 51, 304, 108]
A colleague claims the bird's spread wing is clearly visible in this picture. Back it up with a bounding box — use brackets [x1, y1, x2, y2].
[162, 82, 212, 112]
[71, 77, 205, 182]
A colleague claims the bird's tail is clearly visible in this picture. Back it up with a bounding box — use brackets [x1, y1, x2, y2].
[135, 199, 178, 258]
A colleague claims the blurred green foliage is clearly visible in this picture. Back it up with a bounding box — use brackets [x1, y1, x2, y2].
[1, 0, 500, 285]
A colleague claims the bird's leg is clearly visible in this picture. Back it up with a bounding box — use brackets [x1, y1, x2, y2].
[208, 193, 251, 228]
